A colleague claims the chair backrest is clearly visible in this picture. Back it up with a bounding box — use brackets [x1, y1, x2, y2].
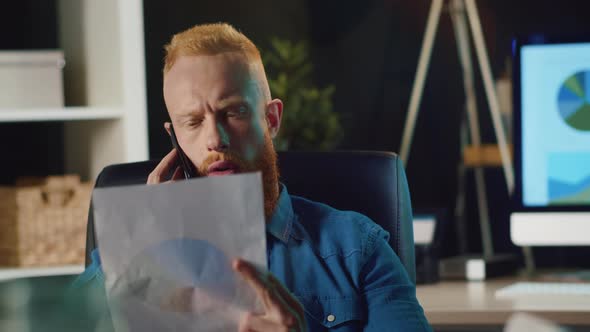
[85, 151, 416, 283]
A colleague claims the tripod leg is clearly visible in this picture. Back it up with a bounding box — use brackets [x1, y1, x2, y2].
[465, 0, 535, 271]
[399, 0, 444, 164]
[454, 118, 469, 255]
[464, 0, 515, 194]
[450, 0, 481, 149]
[450, 0, 494, 258]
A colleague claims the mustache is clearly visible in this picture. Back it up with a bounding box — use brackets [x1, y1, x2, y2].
[197, 151, 251, 175]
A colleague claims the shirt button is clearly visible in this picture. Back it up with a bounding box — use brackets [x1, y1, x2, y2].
[327, 314, 335, 322]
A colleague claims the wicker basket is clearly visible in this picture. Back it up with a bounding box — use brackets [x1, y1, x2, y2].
[0, 175, 92, 267]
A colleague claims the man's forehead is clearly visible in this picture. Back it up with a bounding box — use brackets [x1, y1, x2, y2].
[163, 53, 262, 111]
[165, 53, 255, 85]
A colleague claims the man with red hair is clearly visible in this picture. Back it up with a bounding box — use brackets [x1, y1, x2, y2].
[78, 23, 432, 331]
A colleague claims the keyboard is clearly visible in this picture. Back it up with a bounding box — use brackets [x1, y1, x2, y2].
[495, 282, 590, 298]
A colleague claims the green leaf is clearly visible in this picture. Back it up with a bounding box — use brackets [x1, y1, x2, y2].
[262, 36, 343, 150]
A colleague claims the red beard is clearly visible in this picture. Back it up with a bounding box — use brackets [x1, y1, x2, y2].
[197, 134, 280, 220]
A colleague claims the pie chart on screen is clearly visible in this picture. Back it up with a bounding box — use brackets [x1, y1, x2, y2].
[557, 70, 590, 131]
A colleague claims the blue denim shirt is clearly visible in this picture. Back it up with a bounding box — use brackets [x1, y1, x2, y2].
[74, 185, 431, 331]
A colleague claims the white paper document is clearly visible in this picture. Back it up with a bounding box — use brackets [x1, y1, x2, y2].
[92, 172, 267, 331]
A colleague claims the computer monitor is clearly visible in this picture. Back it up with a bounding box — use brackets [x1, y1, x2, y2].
[511, 34, 590, 246]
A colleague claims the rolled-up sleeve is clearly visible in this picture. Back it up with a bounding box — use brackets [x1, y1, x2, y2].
[360, 228, 432, 331]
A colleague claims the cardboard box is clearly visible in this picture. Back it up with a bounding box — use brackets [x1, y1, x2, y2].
[0, 50, 65, 109]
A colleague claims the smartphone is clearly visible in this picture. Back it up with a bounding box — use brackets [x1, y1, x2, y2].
[169, 124, 197, 179]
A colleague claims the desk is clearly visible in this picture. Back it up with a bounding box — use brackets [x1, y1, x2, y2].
[416, 278, 590, 329]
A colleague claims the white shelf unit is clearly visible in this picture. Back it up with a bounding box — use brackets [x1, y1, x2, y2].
[0, 107, 123, 122]
[58, 0, 149, 181]
[0, 0, 149, 181]
[0, 0, 149, 278]
[0, 265, 84, 282]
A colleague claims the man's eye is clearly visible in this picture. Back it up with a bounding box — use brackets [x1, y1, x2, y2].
[227, 106, 248, 118]
[187, 119, 203, 127]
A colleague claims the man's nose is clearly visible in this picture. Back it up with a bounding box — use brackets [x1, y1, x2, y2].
[206, 120, 229, 152]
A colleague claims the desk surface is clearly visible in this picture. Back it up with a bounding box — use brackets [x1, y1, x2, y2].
[416, 278, 590, 326]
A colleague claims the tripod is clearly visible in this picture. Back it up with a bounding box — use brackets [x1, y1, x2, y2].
[399, 0, 532, 275]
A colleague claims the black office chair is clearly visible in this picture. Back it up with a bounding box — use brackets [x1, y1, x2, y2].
[85, 151, 417, 283]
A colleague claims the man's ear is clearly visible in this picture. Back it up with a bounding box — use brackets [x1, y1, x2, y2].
[164, 122, 172, 136]
[265, 99, 283, 139]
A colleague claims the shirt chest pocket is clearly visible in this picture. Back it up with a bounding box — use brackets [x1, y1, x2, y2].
[296, 295, 366, 331]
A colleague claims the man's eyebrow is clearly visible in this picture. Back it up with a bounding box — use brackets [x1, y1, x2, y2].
[175, 97, 247, 117]
[176, 106, 204, 117]
[216, 96, 247, 109]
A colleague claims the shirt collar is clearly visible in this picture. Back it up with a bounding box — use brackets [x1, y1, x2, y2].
[266, 183, 294, 244]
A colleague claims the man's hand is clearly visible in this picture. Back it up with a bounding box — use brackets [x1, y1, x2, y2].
[233, 259, 306, 332]
[147, 148, 184, 184]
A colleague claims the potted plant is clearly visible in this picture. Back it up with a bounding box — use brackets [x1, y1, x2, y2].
[262, 38, 342, 150]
